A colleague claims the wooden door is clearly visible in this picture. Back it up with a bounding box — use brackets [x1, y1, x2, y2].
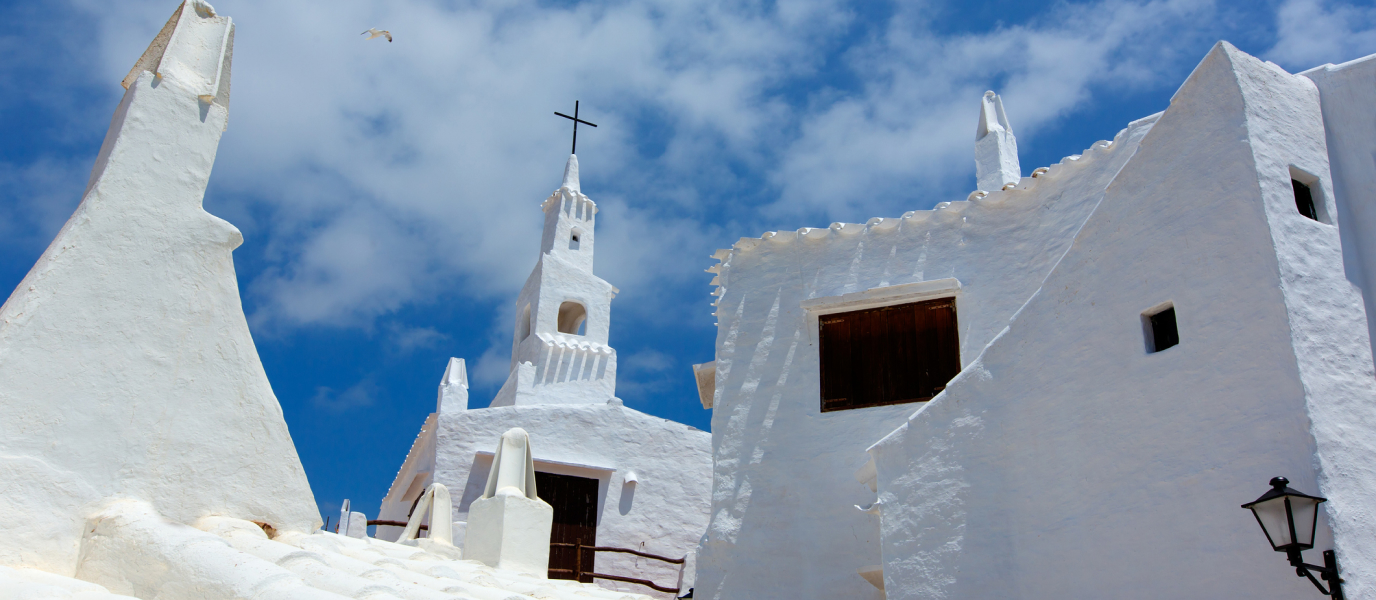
[534, 471, 599, 582]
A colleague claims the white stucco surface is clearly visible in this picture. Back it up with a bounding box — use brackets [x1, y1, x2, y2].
[1302, 56, 1376, 368]
[466, 491, 555, 577]
[380, 402, 711, 598]
[0, 1, 318, 578]
[60, 499, 656, 600]
[694, 92, 1158, 600]
[866, 43, 1376, 600]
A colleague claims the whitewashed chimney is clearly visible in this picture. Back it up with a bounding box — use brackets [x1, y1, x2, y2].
[975, 91, 1021, 191]
[437, 357, 469, 413]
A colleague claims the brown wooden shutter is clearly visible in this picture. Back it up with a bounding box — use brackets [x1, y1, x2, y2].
[819, 296, 960, 412]
[819, 315, 853, 411]
[914, 298, 960, 397]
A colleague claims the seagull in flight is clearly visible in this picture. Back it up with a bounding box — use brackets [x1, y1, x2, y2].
[361, 28, 392, 42]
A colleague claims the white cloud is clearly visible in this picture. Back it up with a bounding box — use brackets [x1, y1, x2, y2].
[11, 0, 1293, 369]
[1266, 0, 1376, 69]
[387, 323, 448, 353]
[312, 377, 380, 412]
[248, 207, 436, 328]
[624, 349, 674, 374]
[771, 0, 1218, 221]
[472, 343, 514, 391]
[0, 158, 89, 255]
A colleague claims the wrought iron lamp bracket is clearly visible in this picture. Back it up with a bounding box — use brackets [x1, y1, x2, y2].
[1287, 549, 1344, 600]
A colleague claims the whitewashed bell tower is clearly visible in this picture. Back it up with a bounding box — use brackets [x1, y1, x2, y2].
[489, 154, 619, 407]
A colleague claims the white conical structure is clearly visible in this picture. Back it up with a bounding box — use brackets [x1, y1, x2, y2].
[561, 153, 580, 192]
[490, 154, 618, 407]
[975, 91, 1021, 191]
[0, 0, 318, 575]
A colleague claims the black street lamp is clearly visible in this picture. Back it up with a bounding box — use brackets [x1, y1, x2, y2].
[1241, 477, 1344, 599]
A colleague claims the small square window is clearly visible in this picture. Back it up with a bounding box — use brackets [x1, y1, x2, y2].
[1289, 167, 1328, 223]
[1143, 304, 1179, 353]
[1293, 179, 1318, 221]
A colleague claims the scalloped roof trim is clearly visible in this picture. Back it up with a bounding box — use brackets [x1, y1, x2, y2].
[385, 412, 437, 496]
[703, 111, 1164, 316]
[535, 331, 615, 354]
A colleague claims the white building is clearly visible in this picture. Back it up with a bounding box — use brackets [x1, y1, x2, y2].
[694, 42, 1376, 600]
[377, 156, 712, 598]
[0, 3, 662, 599]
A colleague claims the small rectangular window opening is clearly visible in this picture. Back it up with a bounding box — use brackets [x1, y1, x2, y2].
[1293, 179, 1318, 221]
[1142, 303, 1179, 353]
[569, 231, 581, 251]
[1289, 167, 1327, 223]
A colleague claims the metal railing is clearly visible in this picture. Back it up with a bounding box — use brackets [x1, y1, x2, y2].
[367, 519, 426, 532]
[344, 524, 681, 595]
[549, 539, 685, 594]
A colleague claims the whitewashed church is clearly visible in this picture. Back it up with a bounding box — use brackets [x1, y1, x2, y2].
[692, 42, 1376, 600]
[371, 155, 712, 598]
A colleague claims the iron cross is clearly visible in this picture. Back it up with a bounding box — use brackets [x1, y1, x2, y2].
[554, 101, 597, 154]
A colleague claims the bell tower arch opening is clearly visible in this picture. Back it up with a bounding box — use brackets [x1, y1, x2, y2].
[557, 301, 588, 336]
[517, 304, 532, 342]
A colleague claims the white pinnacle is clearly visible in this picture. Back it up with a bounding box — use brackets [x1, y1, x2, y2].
[437, 357, 469, 413]
[561, 154, 580, 192]
[975, 90, 1021, 191]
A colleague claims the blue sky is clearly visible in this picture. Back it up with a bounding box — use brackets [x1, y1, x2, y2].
[2, 0, 1375, 524]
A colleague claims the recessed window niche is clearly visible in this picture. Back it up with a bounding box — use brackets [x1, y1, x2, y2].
[569, 229, 582, 250]
[517, 304, 532, 341]
[1142, 302, 1179, 353]
[1289, 167, 1328, 223]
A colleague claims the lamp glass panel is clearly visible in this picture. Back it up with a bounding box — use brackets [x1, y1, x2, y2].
[1289, 496, 1321, 547]
[1250, 496, 1293, 548]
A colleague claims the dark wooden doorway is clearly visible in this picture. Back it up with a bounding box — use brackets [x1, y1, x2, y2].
[535, 471, 599, 582]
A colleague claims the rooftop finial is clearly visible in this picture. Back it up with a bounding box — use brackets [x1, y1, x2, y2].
[975, 91, 1021, 191]
[437, 357, 469, 413]
[977, 90, 1013, 139]
[561, 154, 580, 192]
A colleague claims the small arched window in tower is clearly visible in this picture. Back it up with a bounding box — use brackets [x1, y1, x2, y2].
[517, 304, 532, 341]
[569, 229, 582, 251]
[557, 301, 588, 336]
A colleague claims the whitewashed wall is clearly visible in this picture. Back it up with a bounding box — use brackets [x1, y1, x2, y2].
[868, 43, 1376, 600]
[1303, 56, 1376, 367]
[380, 403, 711, 598]
[693, 106, 1159, 598]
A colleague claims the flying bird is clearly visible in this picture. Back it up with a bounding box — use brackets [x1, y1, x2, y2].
[361, 28, 392, 42]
